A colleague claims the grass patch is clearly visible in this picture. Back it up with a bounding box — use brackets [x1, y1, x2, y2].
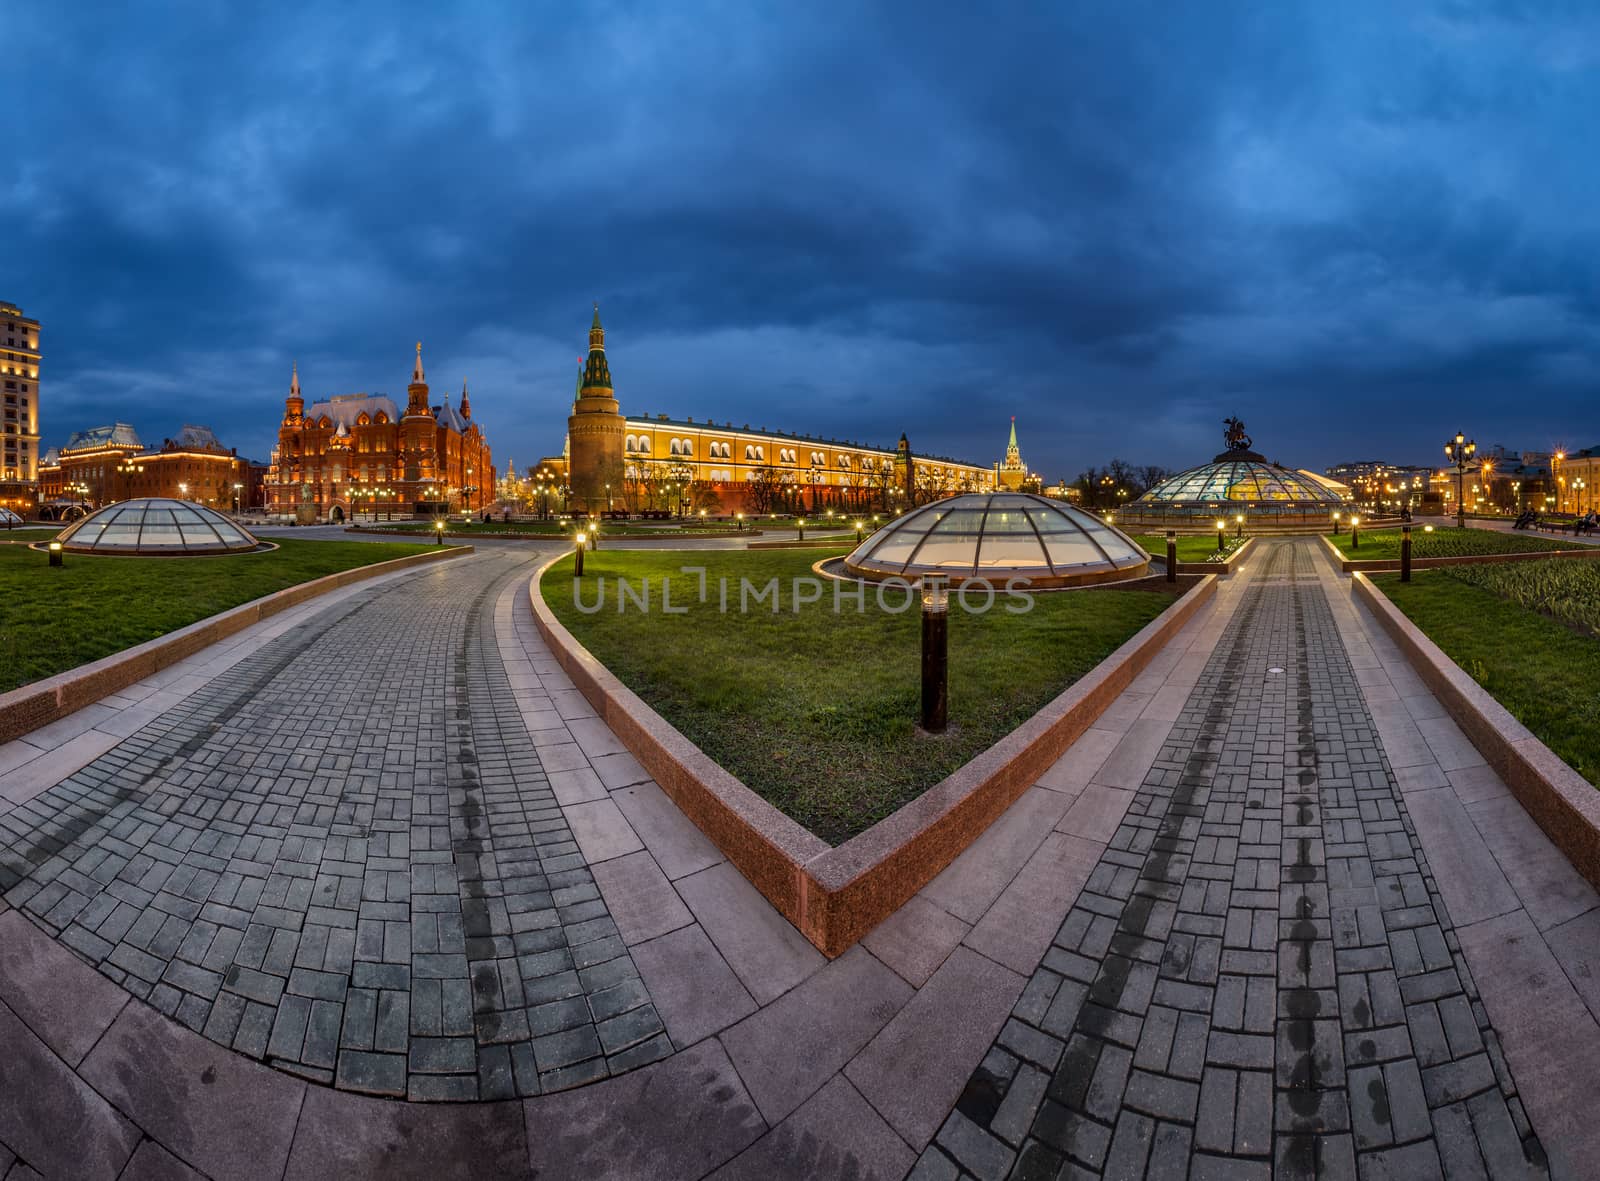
[0, 537, 442, 692]
[1373, 564, 1600, 788]
[364, 519, 772, 536]
[0, 528, 63, 545]
[1327, 527, 1586, 561]
[1133, 534, 1244, 562]
[543, 548, 1173, 843]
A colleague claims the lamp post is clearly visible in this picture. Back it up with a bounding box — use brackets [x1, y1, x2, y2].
[233, 482, 243, 514]
[1166, 530, 1176, 583]
[1332, 511, 1341, 536]
[48, 540, 63, 567]
[178, 482, 189, 502]
[1444, 431, 1476, 528]
[1401, 524, 1412, 582]
[854, 520, 865, 543]
[920, 575, 948, 733]
[589, 523, 600, 550]
[1234, 512, 1244, 540]
[1216, 518, 1225, 553]
[573, 529, 585, 577]
[433, 519, 445, 545]
[1351, 515, 1361, 549]
[797, 518, 806, 542]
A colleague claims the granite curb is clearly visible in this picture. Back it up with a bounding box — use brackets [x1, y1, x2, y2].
[0, 545, 473, 744]
[527, 552, 1217, 957]
[1352, 570, 1600, 894]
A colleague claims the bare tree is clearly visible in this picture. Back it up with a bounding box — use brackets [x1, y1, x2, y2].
[1137, 465, 1171, 496]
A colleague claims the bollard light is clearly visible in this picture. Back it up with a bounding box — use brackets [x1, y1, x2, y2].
[735, 512, 745, 531]
[1351, 515, 1361, 549]
[1401, 523, 1412, 582]
[573, 531, 585, 576]
[1424, 525, 1434, 533]
[589, 525, 600, 550]
[798, 518, 806, 541]
[1235, 513, 1244, 540]
[1216, 519, 1226, 552]
[1333, 511, 1342, 536]
[1165, 530, 1176, 583]
[920, 575, 949, 733]
[854, 521, 864, 543]
[48, 540, 63, 568]
[434, 519, 445, 545]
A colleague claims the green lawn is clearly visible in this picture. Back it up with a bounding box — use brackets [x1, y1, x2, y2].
[1133, 534, 1244, 562]
[0, 528, 62, 545]
[1374, 565, 1600, 789]
[364, 520, 754, 536]
[1328, 527, 1586, 561]
[0, 537, 441, 692]
[543, 548, 1174, 843]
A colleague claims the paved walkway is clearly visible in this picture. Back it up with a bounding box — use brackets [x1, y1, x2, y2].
[1, 539, 1597, 1179]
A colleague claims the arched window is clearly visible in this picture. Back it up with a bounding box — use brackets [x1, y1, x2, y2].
[638, 437, 652, 454]
[838, 456, 851, 469]
[357, 412, 371, 426]
[626, 434, 638, 452]
[374, 411, 389, 424]
[745, 444, 758, 461]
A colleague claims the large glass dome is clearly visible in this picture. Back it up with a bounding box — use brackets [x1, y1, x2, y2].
[843, 493, 1149, 588]
[55, 498, 263, 555]
[1138, 456, 1344, 506]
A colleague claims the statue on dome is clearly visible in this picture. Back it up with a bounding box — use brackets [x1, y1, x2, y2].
[1223, 416, 1252, 452]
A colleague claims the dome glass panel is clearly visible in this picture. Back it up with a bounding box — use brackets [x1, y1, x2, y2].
[844, 493, 1148, 588]
[56, 498, 262, 555]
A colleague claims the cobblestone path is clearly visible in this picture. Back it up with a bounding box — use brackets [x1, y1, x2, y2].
[0, 552, 669, 1101]
[919, 542, 1548, 1180]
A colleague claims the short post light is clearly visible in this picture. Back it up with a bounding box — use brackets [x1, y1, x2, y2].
[573, 529, 585, 577]
[920, 574, 949, 733]
[1216, 518, 1226, 552]
[854, 520, 865, 543]
[434, 519, 445, 545]
[1350, 515, 1361, 549]
[1332, 511, 1341, 536]
[797, 518, 806, 541]
[1234, 512, 1244, 540]
[1165, 530, 1177, 583]
[48, 540, 63, 568]
[1401, 524, 1412, 583]
[589, 524, 599, 550]
[735, 512, 745, 531]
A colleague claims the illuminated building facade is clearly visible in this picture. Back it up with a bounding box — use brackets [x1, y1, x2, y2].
[267, 344, 494, 521]
[0, 301, 40, 514]
[560, 309, 993, 516]
[37, 423, 262, 518]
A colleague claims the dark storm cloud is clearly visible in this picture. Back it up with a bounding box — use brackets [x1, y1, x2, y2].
[7, 1, 1600, 476]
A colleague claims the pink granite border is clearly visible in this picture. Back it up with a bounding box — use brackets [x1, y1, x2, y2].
[529, 553, 1217, 955]
[0, 546, 473, 745]
[1319, 531, 1600, 574]
[1351, 572, 1600, 892]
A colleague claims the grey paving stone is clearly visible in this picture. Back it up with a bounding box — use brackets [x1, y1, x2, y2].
[0, 910, 128, 1066]
[710, 1074, 915, 1181]
[674, 861, 824, 1004]
[589, 849, 693, 945]
[0, 1000, 139, 1181]
[525, 1039, 764, 1179]
[78, 1001, 306, 1181]
[722, 944, 912, 1124]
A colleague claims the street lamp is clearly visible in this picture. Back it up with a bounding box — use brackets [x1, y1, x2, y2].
[920, 575, 949, 733]
[178, 482, 188, 501]
[233, 482, 243, 514]
[1234, 512, 1244, 540]
[1215, 518, 1225, 552]
[1444, 431, 1476, 529]
[1332, 511, 1341, 536]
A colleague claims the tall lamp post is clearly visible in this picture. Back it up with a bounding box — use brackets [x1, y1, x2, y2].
[1444, 431, 1476, 529]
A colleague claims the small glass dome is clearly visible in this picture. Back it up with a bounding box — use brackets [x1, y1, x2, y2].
[844, 493, 1149, 588]
[56, 498, 262, 554]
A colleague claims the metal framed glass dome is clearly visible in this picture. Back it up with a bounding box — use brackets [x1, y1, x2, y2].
[843, 493, 1149, 588]
[55, 498, 263, 554]
[1137, 458, 1344, 505]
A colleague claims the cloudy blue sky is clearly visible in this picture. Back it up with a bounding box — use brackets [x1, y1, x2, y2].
[8, 1, 1600, 478]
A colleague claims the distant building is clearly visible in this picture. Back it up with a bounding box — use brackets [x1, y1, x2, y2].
[267, 344, 494, 522]
[1325, 460, 1434, 511]
[37, 422, 262, 518]
[559, 307, 992, 515]
[994, 417, 1040, 492]
[0, 300, 40, 514]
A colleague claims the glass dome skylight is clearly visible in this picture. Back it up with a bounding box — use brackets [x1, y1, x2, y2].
[1137, 459, 1344, 505]
[56, 498, 262, 554]
[843, 493, 1148, 588]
